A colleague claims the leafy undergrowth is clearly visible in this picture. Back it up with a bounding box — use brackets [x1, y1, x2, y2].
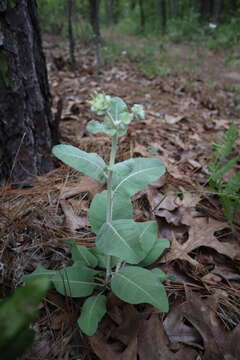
[1, 36, 240, 359]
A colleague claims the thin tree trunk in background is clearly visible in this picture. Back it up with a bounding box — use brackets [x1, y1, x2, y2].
[106, 0, 119, 24]
[89, 0, 101, 76]
[138, 0, 145, 32]
[0, 0, 57, 185]
[89, 0, 101, 38]
[200, 0, 214, 23]
[171, 0, 180, 19]
[212, 0, 223, 24]
[107, 0, 114, 24]
[130, 0, 137, 11]
[158, 0, 167, 34]
[67, 0, 75, 65]
[230, 0, 238, 15]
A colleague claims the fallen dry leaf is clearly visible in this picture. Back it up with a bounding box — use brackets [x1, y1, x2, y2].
[89, 333, 137, 360]
[163, 305, 202, 344]
[161, 215, 240, 266]
[60, 199, 88, 231]
[181, 291, 240, 359]
[59, 176, 103, 200]
[165, 114, 185, 124]
[138, 313, 198, 360]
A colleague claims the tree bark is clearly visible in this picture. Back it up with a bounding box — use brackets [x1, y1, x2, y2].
[0, 0, 57, 184]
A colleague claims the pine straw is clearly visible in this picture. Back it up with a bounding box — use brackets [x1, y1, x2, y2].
[0, 149, 240, 358]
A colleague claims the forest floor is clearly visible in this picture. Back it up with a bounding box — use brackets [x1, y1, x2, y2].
[1, 33, 240, 360]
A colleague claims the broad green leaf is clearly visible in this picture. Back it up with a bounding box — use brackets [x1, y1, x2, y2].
[139, 238, 170, 266]
[87, 120, 116, 136]
[116, 124, 128, 137]
[111, 266, 169, 312]
[96, 220, 146, 264]
[52, 144, 106, 183]
[90, 248, 119, 269]
[151, 268, 175, 282]
[89, 190, 133, 233]
[87, 120, 106, 134]
[1, 328, 35, 360]
[52, 263, 98, 298]
[119, 112, 133, 124]
[78, 295, 107, 336]
[23, 266, 57, 283]
[70, 243, 98, 268]
[0, 279, 49, 354]
[96, 220, 161, 264]
[112, 158, 165, 197]
[136, 221, 158, 254]
[108, 97, 127, 122]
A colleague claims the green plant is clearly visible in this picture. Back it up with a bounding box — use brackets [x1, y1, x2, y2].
[0, 279, 49, 360]
[208, 123, 240, 227]
[25, 94, 170, 336]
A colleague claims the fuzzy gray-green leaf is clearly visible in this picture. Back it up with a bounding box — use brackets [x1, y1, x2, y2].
[96, 220, 143, 264]
[112, 157, 165, 197]
[23, 266, 57, 283]
[78, 295, 107, 335]
[89, 190, 133, 233]
[111, 266, 169, 312]
[71, 244, 98, 268]
[139, 238, 170, 266]
[52, 263, 98, 298]
[52, 144, 106, 183]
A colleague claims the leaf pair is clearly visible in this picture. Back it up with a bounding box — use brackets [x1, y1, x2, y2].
[53, 145, 165, 190]
[24, 263, 107, 336]
[89, 157, 165, 233]
[79, 265, 170, 336]
[96, 219, 169, 266]
[24, 262, 98, 298]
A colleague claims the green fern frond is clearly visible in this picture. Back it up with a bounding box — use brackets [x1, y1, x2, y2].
[213, 123, 238, 161]
[225, 172, 240, 194]
[208, 123, 239, 227]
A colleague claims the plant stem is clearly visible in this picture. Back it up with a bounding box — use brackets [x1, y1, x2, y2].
[105, 133, 118, 282]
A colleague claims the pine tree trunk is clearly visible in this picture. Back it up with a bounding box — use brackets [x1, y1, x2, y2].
[0, 0, 57, 185]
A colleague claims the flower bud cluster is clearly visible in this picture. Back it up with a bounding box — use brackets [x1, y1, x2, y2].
[87, 93, 145, 137]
